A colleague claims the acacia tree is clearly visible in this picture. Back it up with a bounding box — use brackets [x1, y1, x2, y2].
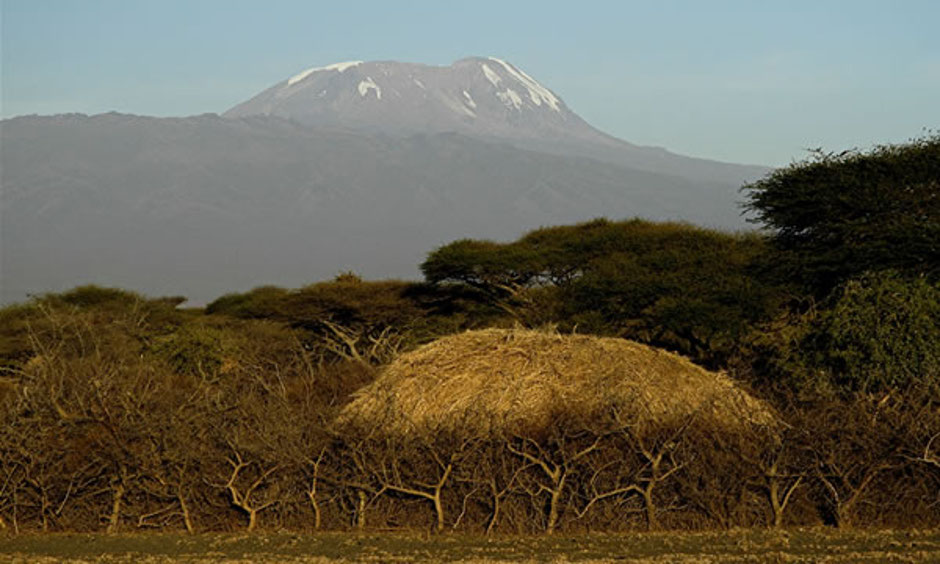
[743, 134, 939, 296]
[571, 424, 689, 531]
[341, 432, 472, 533]
[741, 135, 940, 395]
[459, 439, 532, 535]
[506, 430, 601, 534]
[798, 397, 904, 528]
[422, 219, 780, 367]
[739, 424, 806, 529]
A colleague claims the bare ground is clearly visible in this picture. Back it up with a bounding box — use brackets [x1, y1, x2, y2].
[1, 529, 938, 563]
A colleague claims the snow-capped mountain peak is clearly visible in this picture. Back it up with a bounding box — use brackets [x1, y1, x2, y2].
[222, 56, 768, 188]
[287, 60, 363, 86]
[224, 57, 594, 143]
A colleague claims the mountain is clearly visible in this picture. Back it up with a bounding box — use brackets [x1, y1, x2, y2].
[226, 58, 582, 143]
[224, 57, 766, 185]
[1, 58, 770, 305]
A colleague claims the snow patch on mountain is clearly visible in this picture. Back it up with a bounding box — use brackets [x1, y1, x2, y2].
[463, 90, 477, 108]
[358, 77, 381, 99]
[481, 64, 502, 87]
[456, 99, 476, 117]
[488, 57, 560, 111]
[288, 61, 363, 85]
[497, 88, 523, 110]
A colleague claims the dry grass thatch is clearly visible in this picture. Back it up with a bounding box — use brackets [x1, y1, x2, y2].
[337, 328, 776, 438]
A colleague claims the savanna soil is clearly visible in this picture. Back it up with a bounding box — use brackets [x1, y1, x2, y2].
[1, 529, 938, 563]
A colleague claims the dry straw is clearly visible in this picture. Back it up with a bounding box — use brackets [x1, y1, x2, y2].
[338, 327, 775, 438]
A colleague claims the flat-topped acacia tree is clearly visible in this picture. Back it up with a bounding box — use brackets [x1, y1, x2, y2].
[743, 134, 939, 296]
[421, 219, 781, 367]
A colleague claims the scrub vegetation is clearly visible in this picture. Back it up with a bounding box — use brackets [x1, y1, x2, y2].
[0, 136, 937, 555]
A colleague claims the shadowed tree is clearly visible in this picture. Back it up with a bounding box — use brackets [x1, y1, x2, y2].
[743, 134, 939, 296]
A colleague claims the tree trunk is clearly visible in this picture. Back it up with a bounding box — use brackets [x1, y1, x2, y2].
[769, 479, 782, 528]
[546, 474, 566, 535]
[356, 490, 367, 530]
[107, 481, 125, 534]
[178, 492, 194, 534]
[308, 490, 322, 530]
[643, 485, 659, 530]
[486, 490, 500, 536]
[246, 509, 258, 532]
[39, 494, 49, 532]
[433, 492, 445, 532]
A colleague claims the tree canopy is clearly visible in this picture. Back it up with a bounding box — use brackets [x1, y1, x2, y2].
[422, 219, 782, 366]
[743, 134, 940, 295]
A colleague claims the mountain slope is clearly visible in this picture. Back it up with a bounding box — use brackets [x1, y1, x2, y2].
[1, 56, 770, 304]
[224, 57, 768, 185]
[1, 113, 749, 304]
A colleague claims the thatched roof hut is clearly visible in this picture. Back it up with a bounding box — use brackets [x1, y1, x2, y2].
[338, 328, 775, 438]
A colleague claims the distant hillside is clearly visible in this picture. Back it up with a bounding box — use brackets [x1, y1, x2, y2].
[1, 57, 770, 304]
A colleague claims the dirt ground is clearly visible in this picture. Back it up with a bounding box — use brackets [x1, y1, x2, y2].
[1, 528, 938, 563]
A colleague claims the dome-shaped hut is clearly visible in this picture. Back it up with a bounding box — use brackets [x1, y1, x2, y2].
[338, 328, 775, 438]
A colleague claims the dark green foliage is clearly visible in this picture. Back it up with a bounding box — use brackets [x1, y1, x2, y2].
[423, 219, 782, 366]
[563, 223, 778, 365]
[151, 324, 226, 380]
[806, 271, 939, 393]
[207, 276, 431, 344]
[743, 135, 940, 295]
[288, 276, 426, 330]
[206, 275, 500, 352]
[740, 135, 940, 394]
[743, 271, 940, 395]
[421, 239, 541, 294]
[207, 276, 428, 326]
[50, 285, 145, 309]
[205, 285, 289, 318]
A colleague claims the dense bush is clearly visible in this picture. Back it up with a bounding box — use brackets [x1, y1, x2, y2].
[742, 272, 940, 395]
[204, 285, 290, 319]
[207, 274, 501, 363]
[0, 290, 347, 533]
[809, 271, 940, 393]
[1, 288, 936, 534]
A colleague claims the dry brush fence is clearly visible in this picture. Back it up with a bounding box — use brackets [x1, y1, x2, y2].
[0, 321, 937, 534]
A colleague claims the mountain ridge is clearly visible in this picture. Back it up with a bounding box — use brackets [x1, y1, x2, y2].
[223, 56, 768, 185]
[1, 57, 770, 304]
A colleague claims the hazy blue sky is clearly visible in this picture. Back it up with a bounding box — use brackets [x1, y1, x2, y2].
[2, 0, 938, 166]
